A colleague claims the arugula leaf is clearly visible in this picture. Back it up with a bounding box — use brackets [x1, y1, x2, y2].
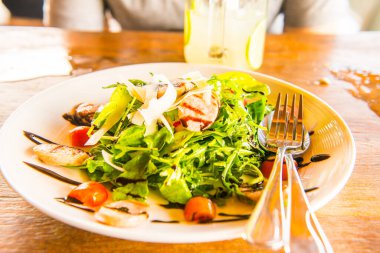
[118, 152, 150, 179]
[128, 79, 147, 86]
[246, 96, 267, 124]
[112, 181, 149, 201]
[144, 126, 173, 151]
[159, 168, 192, 204]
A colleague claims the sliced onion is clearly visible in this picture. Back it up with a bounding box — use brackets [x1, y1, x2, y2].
[129, 111, 144, 126]
[102, 150, 124, 172]
[182, 71, 207, 81]
[124, 80, 145, 102]
[138, 74, 177, 136]
[159, 115, 173, 136]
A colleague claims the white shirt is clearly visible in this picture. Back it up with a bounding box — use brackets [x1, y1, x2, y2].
[44, 0, 359, 33]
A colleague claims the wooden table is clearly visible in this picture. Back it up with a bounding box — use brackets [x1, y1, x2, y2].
[0, 27, 379, 253]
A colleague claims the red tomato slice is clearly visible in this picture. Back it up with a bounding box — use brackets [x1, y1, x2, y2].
[70, 126, 90, 147]
[260, 160, 298, 181]
[68, 181, 109, 207]
[184, 196, 216, 223]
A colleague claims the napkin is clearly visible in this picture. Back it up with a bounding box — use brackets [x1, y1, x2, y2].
[0, 46, 72, 82]
[0, 27, 72, 82]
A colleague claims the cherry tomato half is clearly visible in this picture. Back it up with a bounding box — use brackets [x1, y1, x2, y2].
[184, 196, 216, 223]
[70, 126, 90, 147]
[260, 160, 298, 181]
[68, 181, 109, 207]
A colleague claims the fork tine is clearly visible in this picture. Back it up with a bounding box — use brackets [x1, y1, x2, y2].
[298, 94, 303, 122]
[268, 93, 304, 149]
[268, 93, 281, 140]
[285, 94, 296, 142]
[295, 94, 304, 146]
[280, 94, 288, 140]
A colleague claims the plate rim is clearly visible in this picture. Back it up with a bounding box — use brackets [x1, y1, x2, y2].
[0, 62, 356, 243]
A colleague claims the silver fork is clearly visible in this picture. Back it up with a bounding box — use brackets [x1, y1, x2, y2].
[243, 93, 300, 250]
[284, 152, 333, 253]
[244, 93, 332, 252]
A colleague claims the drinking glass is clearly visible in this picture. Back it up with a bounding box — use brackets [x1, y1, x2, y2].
[184, 0, 267, 70]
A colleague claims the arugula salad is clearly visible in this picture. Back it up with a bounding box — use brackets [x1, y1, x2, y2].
[82, 71, 271, 205]
[29, 71, 272, 226]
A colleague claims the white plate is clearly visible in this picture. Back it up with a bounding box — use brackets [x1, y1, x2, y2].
[0, 63, 355, 243]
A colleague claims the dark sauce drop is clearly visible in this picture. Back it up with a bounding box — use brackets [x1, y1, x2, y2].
[218, 213, 250, 219]
[298, 161, 312, 168]
[160, 203, 185, 209]
[151, 220, 180, 224]
[294, 157, 304, 164]
[116, 178, 147, 185]
[304, 187, 319, 193]
[295, 153, 331, 169]
[207, 213, 250, 223]
[293, 157, 311, 169]
[310, 154, 331, 162]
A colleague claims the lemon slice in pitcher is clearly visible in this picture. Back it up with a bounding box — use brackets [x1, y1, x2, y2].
[184, 10, 191, 46]
[246, 19, 266, 69]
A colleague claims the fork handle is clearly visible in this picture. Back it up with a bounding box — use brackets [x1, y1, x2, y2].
[284, 154, 334, 253]
[244, 147, 287, 250]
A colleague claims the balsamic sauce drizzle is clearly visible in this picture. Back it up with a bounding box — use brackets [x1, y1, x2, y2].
[294, 153, 331, 169]
[55, 197, 95, 212]
[152, 213, 251, 224]
[304, 187, 319, 193]
[116, 178, 147, 185]
[23, 130, 324, 224]
[298, 162, 311, 168]
[23, 131, 57, 145]
[160, 203, 185, 209]
[218, 213, 251, 219]
[293, 157, 311, 168]
[208, 213, 251, 223]
[310, 154, 331, 162]
[23, 161, 82, 185]
[151, 220, 180, 223]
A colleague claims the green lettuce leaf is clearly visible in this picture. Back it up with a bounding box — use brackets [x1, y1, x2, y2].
[86, 85, 132, 145]
[215, 71, 270, 95]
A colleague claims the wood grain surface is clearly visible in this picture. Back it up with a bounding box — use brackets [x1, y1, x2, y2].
[0, 27, 379, 253]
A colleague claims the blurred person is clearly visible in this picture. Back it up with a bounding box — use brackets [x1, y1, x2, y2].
[0, 0, 10, 24]
[3, 0, 44, 19]
[44, 0, 359, 33]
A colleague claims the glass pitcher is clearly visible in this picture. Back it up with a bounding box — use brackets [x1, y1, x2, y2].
[184, 0, 267, 70]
